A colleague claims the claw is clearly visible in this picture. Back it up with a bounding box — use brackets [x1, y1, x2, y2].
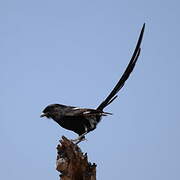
[75, 137, 87, 144]
[71, 136, 87, 144]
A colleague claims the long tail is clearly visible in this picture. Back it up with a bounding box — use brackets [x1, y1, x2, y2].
[97, 23, 145, 111]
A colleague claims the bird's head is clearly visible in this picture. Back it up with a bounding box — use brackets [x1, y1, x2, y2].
[40, 104, 61, 119]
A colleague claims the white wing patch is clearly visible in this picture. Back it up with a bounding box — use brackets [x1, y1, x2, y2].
[72, 107, 80, 110]
[83, 111, 91, 114]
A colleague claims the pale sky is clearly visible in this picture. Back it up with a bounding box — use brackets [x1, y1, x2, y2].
[1, 0, 180, 180]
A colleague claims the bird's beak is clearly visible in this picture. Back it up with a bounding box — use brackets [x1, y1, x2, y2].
[40, 113, 46, 118]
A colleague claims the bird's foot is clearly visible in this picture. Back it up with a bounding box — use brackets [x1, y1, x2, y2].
[71, 136, 87, 144]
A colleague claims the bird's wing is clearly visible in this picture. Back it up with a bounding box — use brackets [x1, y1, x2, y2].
[64, 107, 110, 117]
[97, 23, 145, 111]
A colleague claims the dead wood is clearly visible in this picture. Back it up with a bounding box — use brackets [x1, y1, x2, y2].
[56, 136, 96, 180]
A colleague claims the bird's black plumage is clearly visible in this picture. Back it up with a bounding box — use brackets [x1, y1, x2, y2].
[41, 24, 145, 143]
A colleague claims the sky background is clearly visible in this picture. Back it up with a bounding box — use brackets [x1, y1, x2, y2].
[1, 0, 180, 180]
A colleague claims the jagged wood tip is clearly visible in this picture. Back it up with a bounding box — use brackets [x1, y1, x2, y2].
[56, 136, 96, 180]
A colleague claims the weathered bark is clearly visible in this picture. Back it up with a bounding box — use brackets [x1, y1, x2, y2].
[56, 136, 96, 180]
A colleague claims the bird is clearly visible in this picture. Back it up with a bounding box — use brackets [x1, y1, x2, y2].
[40, 24, 145, 144]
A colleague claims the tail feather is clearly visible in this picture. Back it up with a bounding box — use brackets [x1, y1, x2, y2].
[97, 24, 145, 111]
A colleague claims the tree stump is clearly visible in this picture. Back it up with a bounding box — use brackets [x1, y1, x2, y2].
[56, 136, 96, 180]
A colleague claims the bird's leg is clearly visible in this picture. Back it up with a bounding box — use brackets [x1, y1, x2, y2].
[71, 127, 89, 144]
[71, 131, 88, 143]
[75, 136, 86, 144]
[71, 136, 86, 144]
